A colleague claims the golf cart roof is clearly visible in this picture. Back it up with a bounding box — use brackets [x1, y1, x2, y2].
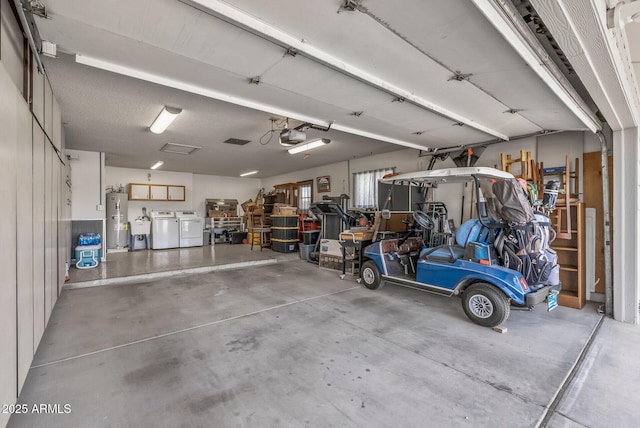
[379, 167, 515, 185]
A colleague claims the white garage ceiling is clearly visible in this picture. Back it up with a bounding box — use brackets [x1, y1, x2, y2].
[33, 0, 596, 178]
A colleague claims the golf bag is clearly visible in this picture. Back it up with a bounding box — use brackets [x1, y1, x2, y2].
[493, 214, 559, 289]
[491, 180, 560, 289]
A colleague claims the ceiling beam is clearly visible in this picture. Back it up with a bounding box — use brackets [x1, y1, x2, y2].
[75, 54, 429, 151]
[470, 0, 602, 133]
[179, 0, 509, 141]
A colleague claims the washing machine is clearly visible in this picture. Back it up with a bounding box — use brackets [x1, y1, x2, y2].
[150, 211, 179, 249]
[175, 211, 204, 247]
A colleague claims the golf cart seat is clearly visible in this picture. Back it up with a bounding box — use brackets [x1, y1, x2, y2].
[420, 219, 491, 263]
[455, 219, 491, 247]
[421, 245, 466, 263]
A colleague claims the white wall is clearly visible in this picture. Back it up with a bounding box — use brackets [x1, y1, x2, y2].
[105, 167, 262, 220]
[260, 133, 603, 224]
[261, 161, 349, 202]
[91, 132, 597, 222]
[68, 149, 104, 220]
[260, 140, 542, 211]
[106, 166, 193, 221]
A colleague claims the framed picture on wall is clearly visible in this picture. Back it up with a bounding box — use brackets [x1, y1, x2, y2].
[317, 176, 331, 193]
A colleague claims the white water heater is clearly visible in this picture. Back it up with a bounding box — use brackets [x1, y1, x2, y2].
[106, 192, 129, 250]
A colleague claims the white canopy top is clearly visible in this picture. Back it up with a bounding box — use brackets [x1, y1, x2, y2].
[379, 167, 515, 185]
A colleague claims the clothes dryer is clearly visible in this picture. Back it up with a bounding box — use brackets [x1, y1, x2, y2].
[175, 211, 204, 247]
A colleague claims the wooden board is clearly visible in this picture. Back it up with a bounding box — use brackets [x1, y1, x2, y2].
[582, 152, 612, 295]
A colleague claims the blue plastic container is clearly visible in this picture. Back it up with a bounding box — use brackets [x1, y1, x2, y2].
[78, 233, 101, 246]
[75, 244, 101, 269]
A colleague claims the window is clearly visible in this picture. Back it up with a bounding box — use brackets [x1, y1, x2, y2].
[298, 180, 313, 214]
[353, 167, 395, 209]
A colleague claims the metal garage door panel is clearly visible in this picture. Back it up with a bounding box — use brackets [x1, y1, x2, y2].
[32, 120, 46, 351]
[52, 97, 62, 151]
[259, 50, 539, 138]
[360, 93, 541, 138]
[262, 56, 408, 111]
[36, 10, 285, 81]
[142, 3, 285, 77]
[45, 77, 54, 141]
[31, 64, 45, 128]
[519, 110, 586, 131]
[44, 4, 536, 138]
[16, 93, 34, 394]
[410, 124, 499, 146]
[0, 62, 19, 427]
[472, 72, 585, 130]
[43, 0, 150, 41]
[58, 37, 422, 145]
[262, 57, 489, 136]
[37, 13, 499, 146]
[224, 0, 583, 133]
[52, 154, 60, 306]
[0, 0, 24, 92]
[44, 138, 53, 324]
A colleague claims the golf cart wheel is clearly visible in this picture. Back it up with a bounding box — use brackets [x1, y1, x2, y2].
[462, 283, 510, 327]
[361, 261, 383, 290]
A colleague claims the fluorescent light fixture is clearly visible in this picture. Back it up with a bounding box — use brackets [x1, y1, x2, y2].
[150, 106, 182, 134]
[288, 138, 330, 154]
[240, 170, 258, 177]
[150, 161, 164, 170]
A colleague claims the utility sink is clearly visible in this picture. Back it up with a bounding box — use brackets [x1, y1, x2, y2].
[130, 219, 151, 235]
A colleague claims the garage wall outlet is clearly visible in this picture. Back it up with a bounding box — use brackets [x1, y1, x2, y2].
[96, 204, 104, 211]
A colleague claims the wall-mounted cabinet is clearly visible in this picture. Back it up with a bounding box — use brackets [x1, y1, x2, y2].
[129, 184, 186, 202]
[129, 184, 149, 200]
[150, 185, 167, 200]
[168, 185, 185, 201]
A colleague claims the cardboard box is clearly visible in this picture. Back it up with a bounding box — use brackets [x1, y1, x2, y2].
[208, 209, 225, 218]
[320, 239, 355, 259]
[340, 228, 374, 242]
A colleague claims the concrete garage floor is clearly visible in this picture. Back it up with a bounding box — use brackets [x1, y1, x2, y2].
[68, 245, 297, 288]
[8, 260, 640, 428]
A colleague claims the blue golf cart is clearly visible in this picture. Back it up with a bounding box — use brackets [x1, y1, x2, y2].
[359, 167, 561, 327]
